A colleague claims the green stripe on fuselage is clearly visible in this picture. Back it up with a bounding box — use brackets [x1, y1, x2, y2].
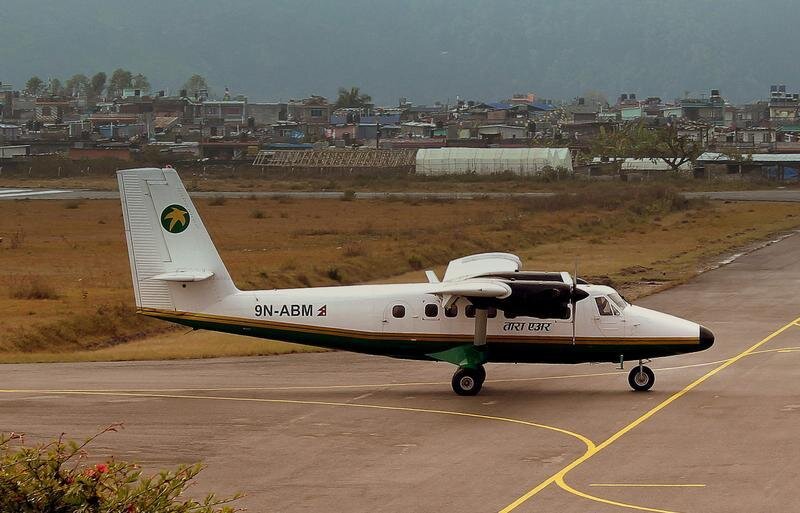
[146, 311, 704, 365]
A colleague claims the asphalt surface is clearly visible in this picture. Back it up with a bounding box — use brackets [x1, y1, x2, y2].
[3, 234, 800, 512]
[3, 186, 800, 202]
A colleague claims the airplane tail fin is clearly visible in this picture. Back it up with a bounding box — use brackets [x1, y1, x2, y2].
[117, 167, 238, 312]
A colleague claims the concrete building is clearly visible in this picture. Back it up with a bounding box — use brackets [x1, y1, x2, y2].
[34, 99, 73, 123]
[248, 102, 286, 126]
[0, 123, 20, 142]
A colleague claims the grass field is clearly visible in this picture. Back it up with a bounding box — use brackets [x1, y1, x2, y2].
[1, 186, 798, 363]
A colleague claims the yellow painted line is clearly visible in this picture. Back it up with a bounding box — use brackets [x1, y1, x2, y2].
[588, 484, 706, 488]
[498, 315, 800, 513]
[557, 477, 681, 513]
[0, 388, 596, 460]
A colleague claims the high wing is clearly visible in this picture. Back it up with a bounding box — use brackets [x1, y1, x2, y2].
[423, 253, 590, 369]
[441, 252, 521, 282]
[426, 253, 588, 320]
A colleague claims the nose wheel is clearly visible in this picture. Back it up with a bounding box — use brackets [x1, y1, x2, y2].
[452, 365, 486, 396]
[628, 363, 655, 391]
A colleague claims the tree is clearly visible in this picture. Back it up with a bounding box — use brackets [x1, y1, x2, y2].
[90, 72, 107, 98]
[49, 78, 63, 96]
[183, 74, 208, 97]
[132, 73, 150, 90]
[335, 86, 372, 109]
[65, 73, 90, 97]
[24, 76, 44, 96]
[108, 68, 133, 98]
[591, 121, 702, 172]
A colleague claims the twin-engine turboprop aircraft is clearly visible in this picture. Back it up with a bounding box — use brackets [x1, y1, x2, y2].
[118, 168, 715, 395]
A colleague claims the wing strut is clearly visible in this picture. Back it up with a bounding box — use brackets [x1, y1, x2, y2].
[474, 308, 488, 347]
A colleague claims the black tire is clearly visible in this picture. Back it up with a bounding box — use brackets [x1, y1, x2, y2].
[628, 365, 655, 391]
[452, 367, 484, 396]
[476, 364, 486, 383]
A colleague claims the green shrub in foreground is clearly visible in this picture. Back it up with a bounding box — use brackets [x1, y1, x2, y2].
[0, 425, 242, 513]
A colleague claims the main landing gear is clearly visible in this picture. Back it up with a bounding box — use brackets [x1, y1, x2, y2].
[628, 361, 655, 391]
[452, 365, 486, 396]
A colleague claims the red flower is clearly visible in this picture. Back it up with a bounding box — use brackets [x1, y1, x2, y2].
[95, 463, 109, 474]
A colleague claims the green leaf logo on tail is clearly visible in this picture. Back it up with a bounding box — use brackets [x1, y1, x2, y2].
[160, 204, 190, 233]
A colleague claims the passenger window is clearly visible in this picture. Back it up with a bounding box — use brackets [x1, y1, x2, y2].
[424, 304, 438, 318]
[504, 311, 517, 319]
[392, 305, 406, 318]
[487, 307, 497, 318]
[465, 304, 476, 318]
[595, 297, 617, 316]
[444, 305, 458, 318]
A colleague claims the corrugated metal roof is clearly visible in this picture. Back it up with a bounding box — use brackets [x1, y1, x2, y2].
[486, 102, 512, 110]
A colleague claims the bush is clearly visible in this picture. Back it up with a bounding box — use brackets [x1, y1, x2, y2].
[0, 425, 242, 513]
[408, 255, 424, 270]
[250, 209, 266, 219]
[326, 267, 342, 282]
[8, 276, 59, 300]
[208, 195, 227, 206]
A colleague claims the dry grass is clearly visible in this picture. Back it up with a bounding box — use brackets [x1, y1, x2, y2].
[0, 190, 798, 362]
[0, 330, 320, 364]
[0, 167, 789, 194]
[7, 276, 60, 300]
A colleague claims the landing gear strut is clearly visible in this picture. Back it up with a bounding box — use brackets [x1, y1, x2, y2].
[628, 361, 655, 391]
[452, 365, 486, 396]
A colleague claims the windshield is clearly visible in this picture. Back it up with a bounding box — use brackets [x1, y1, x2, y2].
[608, 292, 628, 310]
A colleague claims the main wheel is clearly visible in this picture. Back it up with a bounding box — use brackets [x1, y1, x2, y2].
[452, 366, 484, 396]
[628, 365, 655, 391]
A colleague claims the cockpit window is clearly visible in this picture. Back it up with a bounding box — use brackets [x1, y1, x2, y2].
[595, 296, 619, 316]
[608, 293, 628, 310]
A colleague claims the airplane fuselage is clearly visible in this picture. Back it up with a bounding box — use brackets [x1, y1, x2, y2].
[140, 282, 712, 365]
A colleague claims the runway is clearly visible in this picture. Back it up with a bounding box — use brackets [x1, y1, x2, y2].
[3, 234, 800, 512]
[3, 186, 800, 202]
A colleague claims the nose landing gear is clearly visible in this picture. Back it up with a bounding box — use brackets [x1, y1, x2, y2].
[628, 361, 655, 391]
[452, 365, 486, 396]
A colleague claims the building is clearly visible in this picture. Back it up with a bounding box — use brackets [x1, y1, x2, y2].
[476, 124, 529, 141]
[0, 145, 29, 159]
[0, 123, 20, 142]
[674, 90, 725, 124]
[34, 99, 74, 123]
[768, 85, 799, 123]
[248, 102, 286, 126]
[193, 99, 247, 125]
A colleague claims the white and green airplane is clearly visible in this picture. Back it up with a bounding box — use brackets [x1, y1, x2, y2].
[118, 167, 715, 395]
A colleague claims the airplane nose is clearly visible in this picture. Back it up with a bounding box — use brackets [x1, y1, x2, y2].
[699, 325, 715, 349]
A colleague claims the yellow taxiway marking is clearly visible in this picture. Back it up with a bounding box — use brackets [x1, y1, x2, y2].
[498, 316, 800, 513]
[589, 484, 706, 488]
[0, 388, 596, 459]
[557, 477, 681, 513]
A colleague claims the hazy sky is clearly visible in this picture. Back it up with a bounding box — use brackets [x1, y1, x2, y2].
[1, 0, 798, 105]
